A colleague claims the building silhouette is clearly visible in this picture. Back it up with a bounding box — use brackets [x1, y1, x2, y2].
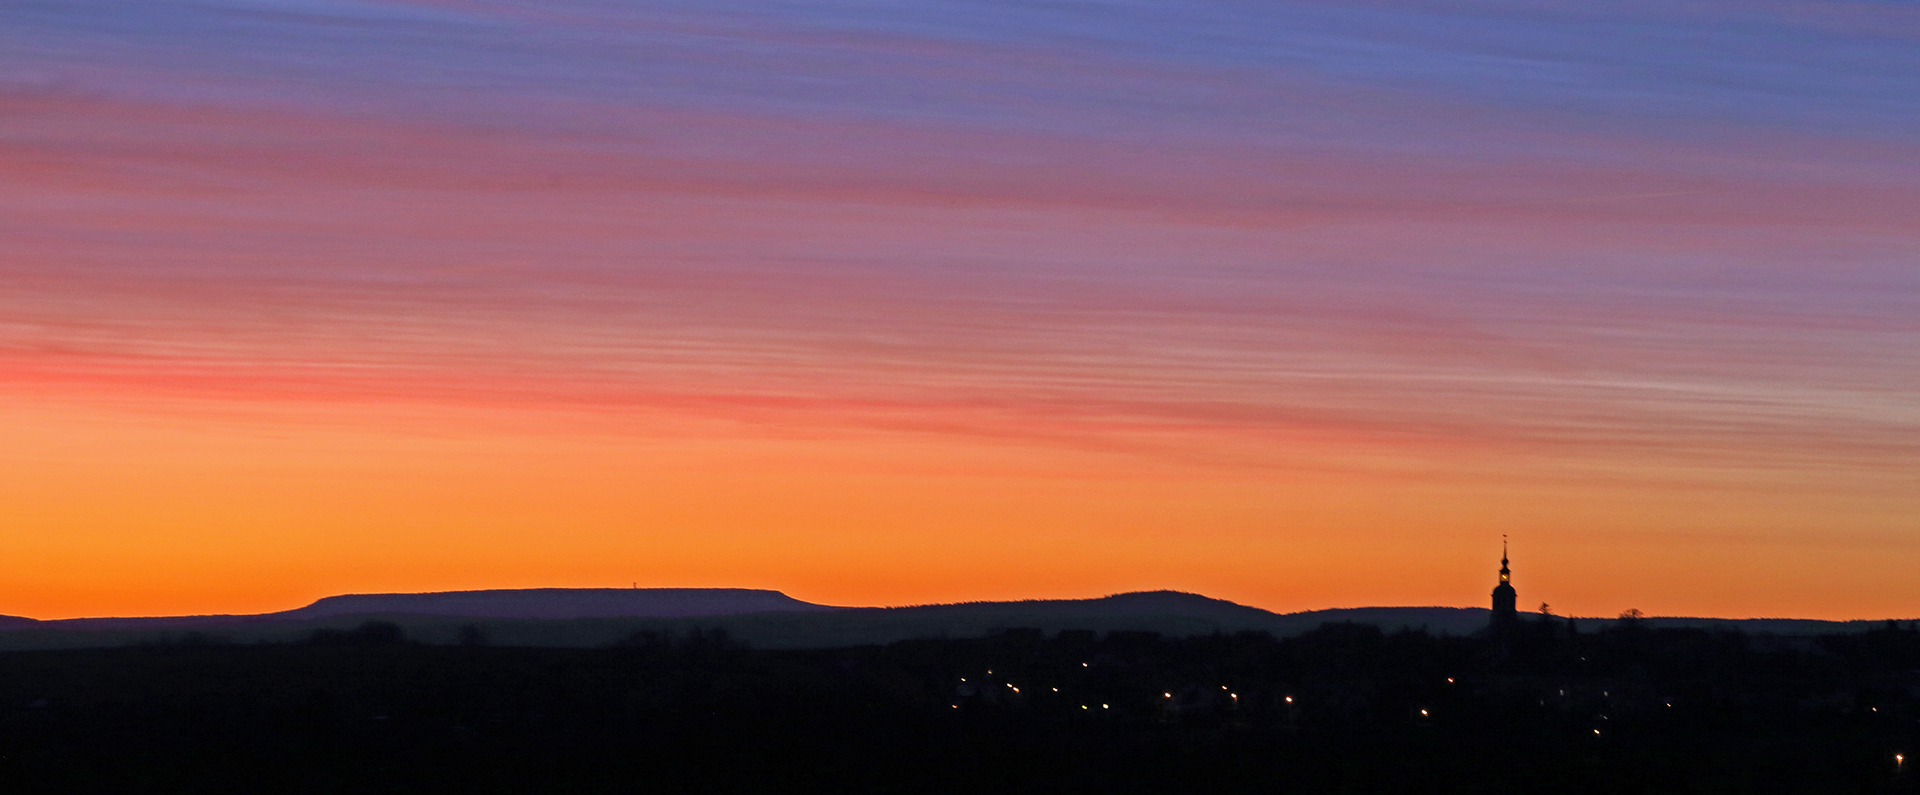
[1489, 541, 1517, 632]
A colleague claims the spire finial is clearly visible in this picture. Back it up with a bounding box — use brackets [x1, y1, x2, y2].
[1498, 535, 1510, 583]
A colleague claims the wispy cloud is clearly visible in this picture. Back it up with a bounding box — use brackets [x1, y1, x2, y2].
[1, 0, 1914, 617]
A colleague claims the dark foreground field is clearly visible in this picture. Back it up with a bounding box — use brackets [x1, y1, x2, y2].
[2, 620, 1916, 794]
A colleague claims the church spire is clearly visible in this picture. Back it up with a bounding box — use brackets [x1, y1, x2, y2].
[1490, 536, 1517, 629]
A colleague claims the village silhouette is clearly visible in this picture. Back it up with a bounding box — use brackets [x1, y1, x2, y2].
[0, 551, 1915, 793]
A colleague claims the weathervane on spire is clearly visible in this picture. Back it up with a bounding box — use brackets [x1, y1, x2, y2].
[1500, 535, 1510, 582]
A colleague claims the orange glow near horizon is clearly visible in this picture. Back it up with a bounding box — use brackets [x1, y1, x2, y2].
[4, 391, 1913, 621]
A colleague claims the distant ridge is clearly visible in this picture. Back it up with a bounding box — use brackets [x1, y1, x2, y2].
[838, 592, 1494, 640]
[280, 588, 836, 620]
[26, 588, 835, 630]
[880, 591, 1265, 616]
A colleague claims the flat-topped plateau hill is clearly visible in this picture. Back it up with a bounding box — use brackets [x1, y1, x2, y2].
[281, 587, 834, 620]
[31, 588, 831, 630]
[0, 588, 1903, 651]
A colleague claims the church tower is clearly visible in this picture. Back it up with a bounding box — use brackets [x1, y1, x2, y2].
[1490, 539, 1517, 630]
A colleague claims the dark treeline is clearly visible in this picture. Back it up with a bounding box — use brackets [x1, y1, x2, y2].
[1, 617, 1916, 793]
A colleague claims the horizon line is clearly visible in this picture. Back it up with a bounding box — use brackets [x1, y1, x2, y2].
[7, 586, 1915, 625]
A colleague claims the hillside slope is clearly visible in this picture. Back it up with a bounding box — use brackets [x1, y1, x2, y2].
[279, 588, 835, 620]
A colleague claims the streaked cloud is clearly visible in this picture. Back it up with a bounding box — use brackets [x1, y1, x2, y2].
[0, 0, 1913, 618]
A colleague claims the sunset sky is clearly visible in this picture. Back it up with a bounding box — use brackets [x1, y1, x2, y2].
[2, 0, 1915, 620]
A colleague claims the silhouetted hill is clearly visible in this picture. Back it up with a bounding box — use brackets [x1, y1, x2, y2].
[278, 587, 834, 620]
[17, 588, 833, 632]
[833, 593, 1491, 642]
[883, 590, 1276, 619]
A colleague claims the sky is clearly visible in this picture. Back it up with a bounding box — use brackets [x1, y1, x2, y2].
[1, 0, 1915, 620]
